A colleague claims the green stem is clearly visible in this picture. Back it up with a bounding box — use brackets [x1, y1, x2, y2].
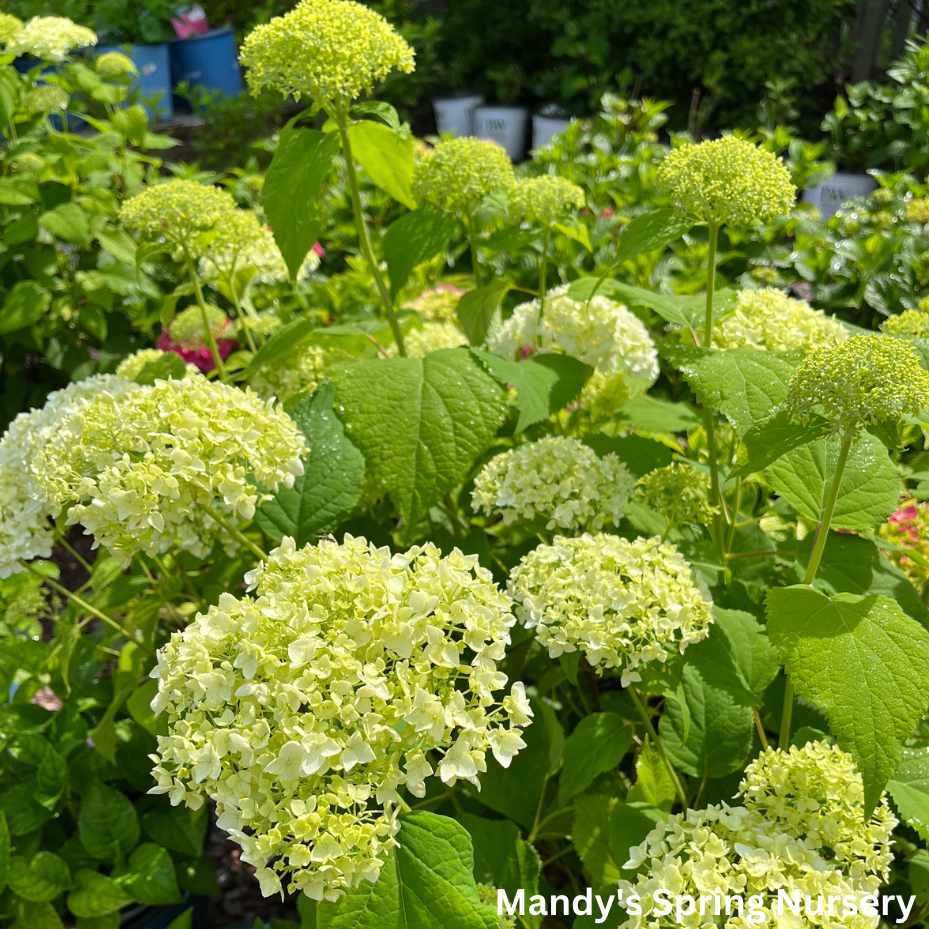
[627, 687, 688, 809]
[780, 433, 853, 750]
[53, 526, 92, 574]
[725, 476, 742, 554]
[334, 111, 406, 356]
[229, 273, 258, 355]
[184, 251, 226, 381]
[467, 212, 483, 288]
[703, 222, 719, 347]
[539, 225, 551, 309]
[20, 560, 155, 657]
[200, 506, 268, 562]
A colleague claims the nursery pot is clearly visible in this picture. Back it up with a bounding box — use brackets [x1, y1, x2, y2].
[532, 108, 571, 151]
[97, 43, 173, 121]
[170, 27, 243, 98]
[432, 91, 484, 138]
[801, 171, 878, 221]
[473, 105, 530, 161]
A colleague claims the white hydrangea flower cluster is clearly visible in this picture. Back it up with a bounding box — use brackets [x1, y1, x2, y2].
[149, 535, 531, 900]
[5, 16, 97, 61]
[33, 376, 305, 564]
[618, 742, 896, 929]
[508, 533, 713, 685]
[472, 437, 634, 532]
[385, 320, 466, 359]
[487, 284, 659, 397]
[250, 345, 352, 403]
[710, 288, 848, 351]
[0, 376, 132, 578]
[115, 349, 199, 380]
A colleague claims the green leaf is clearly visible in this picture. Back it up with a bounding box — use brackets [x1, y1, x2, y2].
[615, 395, 700, 434]
[0, 281, 51, 336]
[165, 910, 193, 929]
[256, 381, 365, 545]
[317, 812, 497, 929]
[8, 851, 72, 902]
[457, 282, 512, 346]
[9, 900, 64, 929]
[661, 345, 803, 435]
[460, 814, 540, 908]
[559, 713, 632, 804]
[887, 747, 929, 841]
[141, 805, 207, 858]
[684, 626, 758, 707]
[39, 203, 91, 247]
[607, 801, 665, 869]
[480, 701, 563, 828]
[76, 914, 120, 929]
[0, 811, 8, 892]
[347, 121, 416, 210]
[96, 229, 137, 264]
[383, 208, 459, 298]
[553, 218, 592, 251]
[909, 849, 929, 905]
[659, 665, 755, 778]
[77, 782, 140, 864]
[117, 843, 182, 905]
[351, 101, 401, 130]
[767, 432, 901, 531]
[731, 409, 831, 478]
[712, 609, 780, 699]
[67, 870, 132, 919]
[573, 794, 620, 887]
[584, 435, 672, 479]
[765, 586, 929, 813]
[329, 349, 506, 528]
[126, 679, 168, 737]
[627, 740, 676, 813]
[262, 129, 340, 281]
[472, 349, 592, 432]
[613, 208, 693, 264]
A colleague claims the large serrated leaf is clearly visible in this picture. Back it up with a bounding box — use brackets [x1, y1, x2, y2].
[317, 812, 497, 929]
[329, 349, 506, 529]
[255, 381, 365, 546]
[383, 208, 459, 298]
[613, 208, 693, 264]
[558, 713, 632, 804]
[765, 586, 929, 813]
[347, 121, 416, 210]
[767, 431, 901, 531]
[888, 747, 929, 841]
[731, 409, 831, 478]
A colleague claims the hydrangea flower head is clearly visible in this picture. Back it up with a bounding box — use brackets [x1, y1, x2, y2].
[95, 51, 136, 77]
[785, 333, 929, 436]
[619, 742, 895, 929]
[0, 14, 23, 45]
[5, 16, 97, 60]
[638, 463, 718, 531]
[908, 198, 929, 223]
[119, 179, 237, 255]
[13, 153, 43, 175]
[0, 376, 133, 579]
[250, 345, 352, 403]
[149, 535, 529, 899]
[579, 370, 631, 421]
[657, 137, 796, 227]
[472, 437, 634, 532]
[404, 284, 465, 323]
[710, 288, 848, 351]
[510, 176, 585, 227]
[239, 0, 414, 109]
[23, 85, 69, 113]
[157, 306, 237, 373]
[487, 284, 659, 393]
[36, 377, 305, 564]
[385, 320, 466, 358]
[413, 138, 515, 215]
[882, 308, 929, 339]
[509, 533, 713, 684]
[879, 499, 929, 591]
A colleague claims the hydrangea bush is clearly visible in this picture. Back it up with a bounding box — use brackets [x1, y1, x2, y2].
[3, 5, 929, 929]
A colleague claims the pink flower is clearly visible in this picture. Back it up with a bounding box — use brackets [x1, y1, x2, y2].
[312, 242, 325, 257]
[519, 344, 534, 361]
[889, 504, 920, 542]
[434, 283, 464, 296]
[157, 326, 237, 373]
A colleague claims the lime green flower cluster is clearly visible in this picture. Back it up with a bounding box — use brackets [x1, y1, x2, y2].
[785, 334, 929, 436]
[4, 16, 97, 60]
[510, 176, 585, 227]
[618, 742, 896, 929]
[882, 309, 929, 339]
[879, 500, 929, 592]
[710, 288, 847, 351]
[0, 376, 133, 579]
[579, 370, 631, 422]
[167, 305, 229, 350]
[638, 463, 718, 532]
[150, 535, 530, 899]
[95, 51, 136, 77]
[239, 0, 414, 109]
[250, 345, 352, 403]
[385, 320, 466, 359]
[0, 14, 22, 45]
[199, 209, 319, 285]
[119, 180, 237, 257]
[657, 137, 796, 227]
[33, 376, 305, 564]
[403, 285, 465, 323]
[116, 349, 198, 381]
[472, 436, 635, 532]
[12, 153, 43, 175]
[509, 533, 713, 685]
[413, 138, 515, 215]
[23, 85, 69, 114]
[477, 884, 516, 929]
[487, 284, 659, 396]
[907, 198, 929, 223]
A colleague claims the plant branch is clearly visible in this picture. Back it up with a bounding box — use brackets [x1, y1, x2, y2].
[627, 687, 688, 809]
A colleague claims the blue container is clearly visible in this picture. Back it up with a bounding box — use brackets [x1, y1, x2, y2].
[96, 43, 173, 121]
[170, 28, 242, 98]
